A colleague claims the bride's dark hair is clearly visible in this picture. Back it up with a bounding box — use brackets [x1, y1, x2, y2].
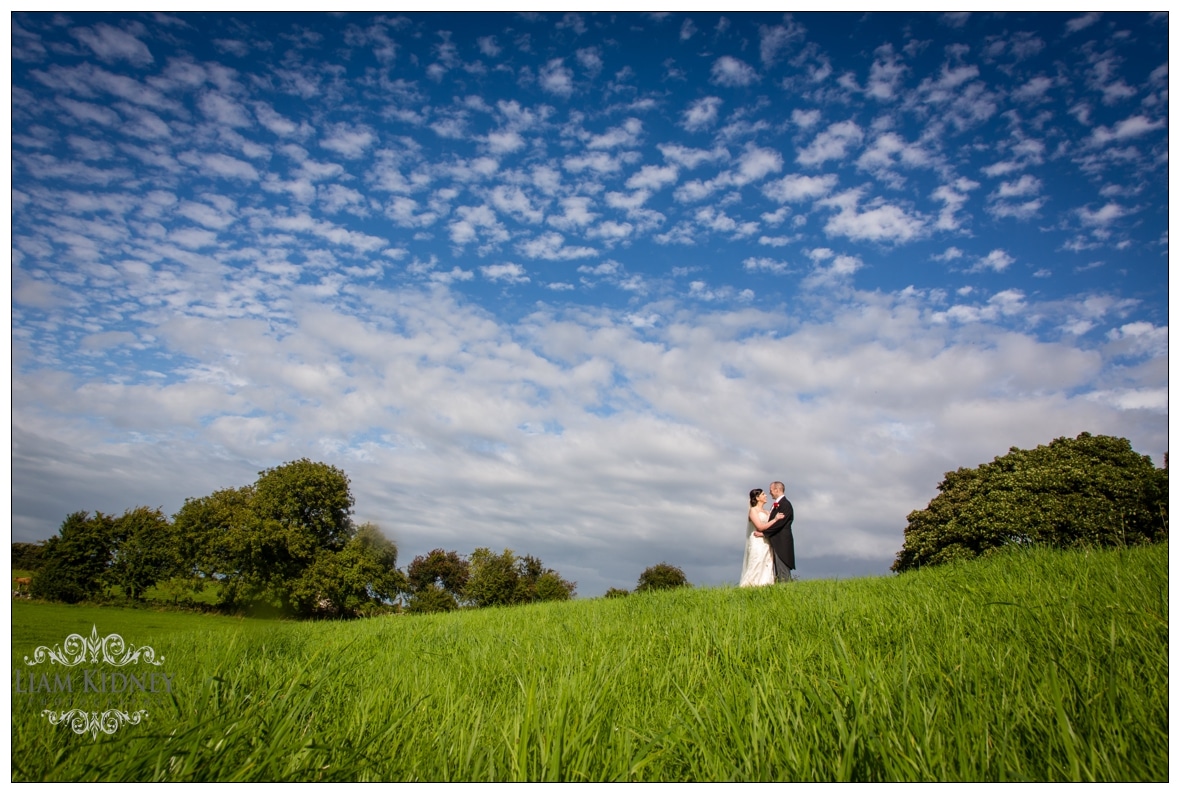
[749, 488, 764, 507]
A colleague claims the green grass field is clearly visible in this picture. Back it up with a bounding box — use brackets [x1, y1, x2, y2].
[10, 543, 1168, 782]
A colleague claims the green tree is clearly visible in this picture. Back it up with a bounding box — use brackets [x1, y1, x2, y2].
[234, 459, 354, 613]
[288, 523, 406, 617]
[635, 563, 689, 593]
[107, 506, 181, 600]
[406, 548, 470, 605]
[30, 512, 117, 603]
[405, 584, 459, 614]
[252, 458, 354, 552]
[172, 485, 255, 581]
[893, 432, 1168, 572]
[534, 570, 577, 602]
[12, 542, 43, 570]
[464, 548, 576, 608]
[464, 547, 520, 607]
[172, 460, 362, 615]
[603, 587, 630, 599]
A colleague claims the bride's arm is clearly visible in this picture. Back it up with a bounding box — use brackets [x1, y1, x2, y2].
[748, 507, 775, 531]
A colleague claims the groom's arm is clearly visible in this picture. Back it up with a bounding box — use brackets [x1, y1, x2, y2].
[762, 505, 786, 537]
[762, 502, 793, 537]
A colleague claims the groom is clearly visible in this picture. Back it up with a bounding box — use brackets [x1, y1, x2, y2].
[761, 481, 796, 582]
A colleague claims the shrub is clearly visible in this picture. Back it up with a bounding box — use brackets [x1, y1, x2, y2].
[636, 563, 689, 592]
[893, 432, 1167, 572]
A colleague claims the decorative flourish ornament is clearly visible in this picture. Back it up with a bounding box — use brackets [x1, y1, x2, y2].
[24, 625, 165, 668]
[42, 708, 149, 740]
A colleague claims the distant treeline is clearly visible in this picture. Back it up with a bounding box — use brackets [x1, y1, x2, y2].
[14, 458, 692, 618]
[15, 459, 577, 618]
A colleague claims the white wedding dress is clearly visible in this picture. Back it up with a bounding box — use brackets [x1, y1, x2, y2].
[739, 510, 776, 587]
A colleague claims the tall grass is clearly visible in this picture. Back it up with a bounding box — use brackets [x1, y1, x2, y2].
[10, 543, 1167, 781]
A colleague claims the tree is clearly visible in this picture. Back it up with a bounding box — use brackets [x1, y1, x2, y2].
[107, 506, 181, 600]
[603, 587, 630, 599]
[172, 485, 255, 581]
[407, 549, 469, 599]
[172, 460, 363, 615]
[405, 584, 459, 614]
[30, 512, 117, 603]
[12, 542, 43, 571]
[892, 433, 1168, 572]
[464, 548, 577, 608]
[533, 570, 577, 602]
[288, 523, 406, 617]
[636, 563, 689, 592]
[464, 547, 520, 608]
[252, 458, 354, 553]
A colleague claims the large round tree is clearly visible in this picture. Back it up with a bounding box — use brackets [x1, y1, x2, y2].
[892, 433, 1167, 572]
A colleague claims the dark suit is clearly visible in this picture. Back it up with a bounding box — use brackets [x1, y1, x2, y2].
[762, 496, 795, 581]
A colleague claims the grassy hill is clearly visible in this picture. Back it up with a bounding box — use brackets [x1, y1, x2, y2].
[10, 542, 1167, 782]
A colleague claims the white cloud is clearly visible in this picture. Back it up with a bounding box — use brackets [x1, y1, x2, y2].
[183, 152, 260, 182]
[626, 164, 679, 191]
[710, 55, 760, 87]
[866, 44, 907, 101]
[819, 188, 927, 243]
[743, 256, 791, 274]
[518, 231, 597, 260]
[485, 130, 526, 154]
[321, 125, 377, 159]
[71, 22, 154, 66]
[1089, 115, 1166, 146]
[658, 143, 729, 169]
[198, 92, 253, 128]
[563, 150, 639, 175]
[682, 96, 723, 132]
[547, 196, 598, 231]
[802, 253, 863, 289]
[759, 20, 805, 67]
[539, 58, 574, 96]
[931, 178, 979, 231]
[673, 178, 720, 204]
[1078, 202, 1134, 227]
[481, 262, 529, 283]
[762, 173, 838, 204]
[729, 143, 783, 186]
[992, 174, 1042, 198]
[449, 204, 509, 247]
[576, 47, 602, 76]
[1065, 12, 1100, 34]
[588, 118, 643, 149]
[477, 36, 501, 57]
[791, 108, 822, 129]
[587, 220, 634, 243]
[975, 249, 1014, 272]
[797, 121, 864, 166]
[1012, 76, 1054, 103]
[489, 185, 544, 224]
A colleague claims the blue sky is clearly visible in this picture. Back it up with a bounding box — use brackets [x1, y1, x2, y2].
[9, 11, 1169, 595]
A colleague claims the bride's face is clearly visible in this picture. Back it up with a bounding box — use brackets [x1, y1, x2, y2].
[758, 492, 767, 505]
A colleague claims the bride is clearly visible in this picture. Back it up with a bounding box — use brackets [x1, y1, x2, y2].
[740, 488, 777, 587]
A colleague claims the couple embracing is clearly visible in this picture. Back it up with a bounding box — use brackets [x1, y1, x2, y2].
[739, 481, 795, 587]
